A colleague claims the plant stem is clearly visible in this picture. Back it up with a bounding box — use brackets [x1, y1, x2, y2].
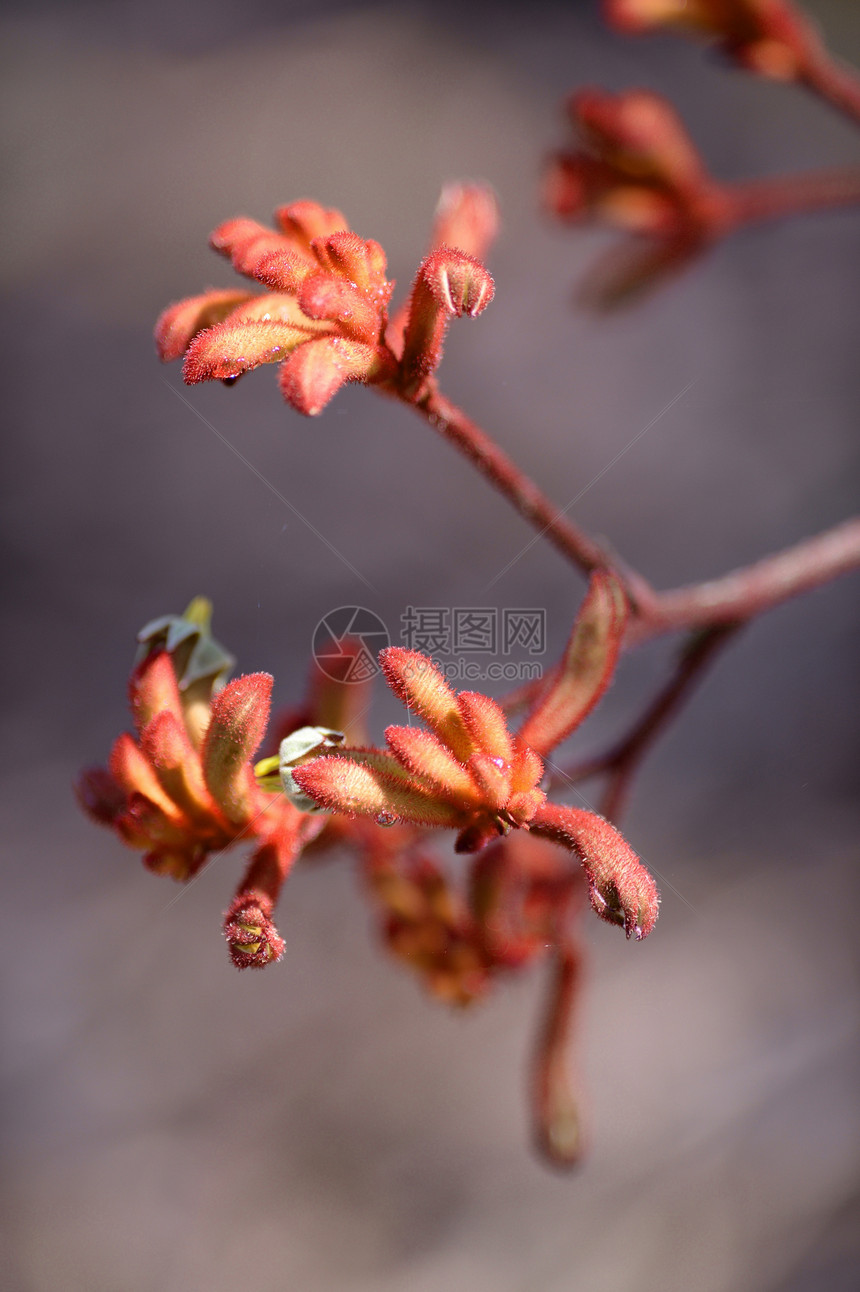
[557, 624, 740, 820]
[726, 167, 860, 228]
[410, 389, 860, 644]
[411, 386, 657, 606]
[532, 944, 583, 1169]
[637, 517, 860, 641]
[803, 54, 860, 128]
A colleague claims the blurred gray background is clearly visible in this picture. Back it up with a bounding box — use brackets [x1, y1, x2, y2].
[2, 1, 859, 1288]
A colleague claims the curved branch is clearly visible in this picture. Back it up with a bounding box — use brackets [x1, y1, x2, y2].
[635, 517, 860, 642]
[409, 386, 655, 605]
[557, 624, 740, 821]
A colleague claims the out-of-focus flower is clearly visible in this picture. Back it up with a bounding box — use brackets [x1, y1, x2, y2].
[76, 599, 323, 968]
[294, 572, 660, 939]
[605, 0, 823, 82]
[156, 188, 496, 414]
[545, 88, 735, 306]
[360, 830, 580, 1006]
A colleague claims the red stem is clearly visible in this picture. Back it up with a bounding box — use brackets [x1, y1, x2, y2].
[410, 386, 657, 607]
[405, 388, 860, 642]
[633, 517, 860, 642]
[725, 167, 860, 229]
[558, 624, 740, 820]
[532, 945, 584, 1169]
[802, 53, 860, 128]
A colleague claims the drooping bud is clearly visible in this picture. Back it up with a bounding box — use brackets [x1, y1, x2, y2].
[577, 231, 706, 311]
[532, 948, 585, 1169]
[531, 802, 659, 939]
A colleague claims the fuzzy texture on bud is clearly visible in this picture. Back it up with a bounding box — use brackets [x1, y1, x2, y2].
[223, 890, 286, 969]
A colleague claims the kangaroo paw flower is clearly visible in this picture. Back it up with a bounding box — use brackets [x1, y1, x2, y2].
[605, 0, 824, 83]
[158, 188, 496, 411]
[545, 88, 733, 305]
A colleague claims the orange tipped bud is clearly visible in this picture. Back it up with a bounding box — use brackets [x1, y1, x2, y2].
[202, 673, 273, 825]
[292, 755, 466, 827]
[129, 650, 186, 736]
[379, 649, 474, 761]
[140, 711, 217, 824]
[384, 725, 483, 803]
[457, 692, 514, 762]
[109, 732, 184, 824]
[155, 289, 255, 362]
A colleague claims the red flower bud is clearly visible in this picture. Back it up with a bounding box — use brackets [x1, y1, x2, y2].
[155, 289, 255, 362]
[519, 570, 627, 755]
[277, 337, 393, 417]
[202, 673, 272, 825]
[429, 182, 500, 262]
[399, 249, 495, 393]
[531, 803, 659, 940]
[223, 890, 285, 969]
[604, 0, 822, 82]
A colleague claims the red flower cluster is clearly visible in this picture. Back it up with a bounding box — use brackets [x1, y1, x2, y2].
[76, 601, 322, 968]
[156, 186, 498, 414]
[605, 0, 823, 82]
[363, 831, 582, 1007]
[545, 88, 731, 305]
[294, 573, 659, 941]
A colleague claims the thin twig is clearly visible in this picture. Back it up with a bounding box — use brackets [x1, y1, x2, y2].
[532, 944, 584, 1169]
[637, 517, 860, 641]
[557, 624, 740, 821]
[802, 54, 860, 128]
[724, 167, 860, 228]
[412, 386, 653, 599]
